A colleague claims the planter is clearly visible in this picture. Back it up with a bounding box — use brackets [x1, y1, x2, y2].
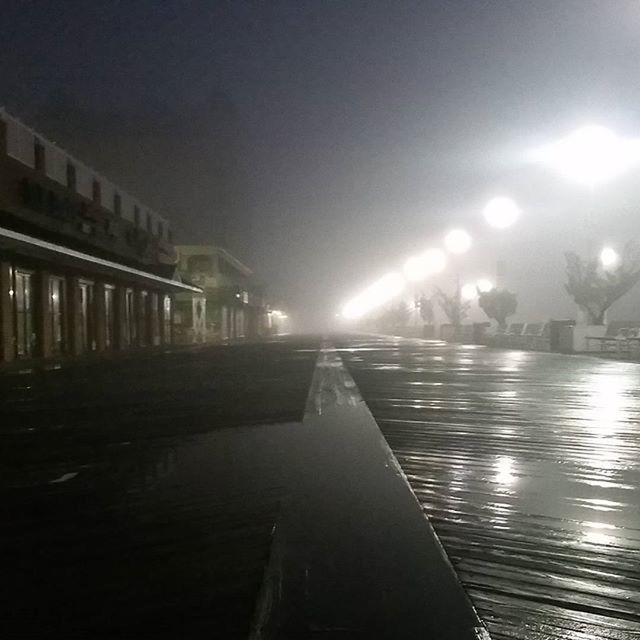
[573, 323, 606, 352]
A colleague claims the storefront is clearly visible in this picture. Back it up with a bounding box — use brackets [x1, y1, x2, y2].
[0, 226, 201, 364]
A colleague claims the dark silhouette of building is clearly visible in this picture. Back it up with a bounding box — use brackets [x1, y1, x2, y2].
[0, 108, 201, 364]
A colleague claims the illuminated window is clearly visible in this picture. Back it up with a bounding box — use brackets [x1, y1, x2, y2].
[104, 285, 115, 348]
[163, 295, 172, 344]
[49, 276, 65, 354]
[14, 270, 34, 358]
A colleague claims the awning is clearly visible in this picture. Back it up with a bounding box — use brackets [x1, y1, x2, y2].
[0, 225, 202, 294]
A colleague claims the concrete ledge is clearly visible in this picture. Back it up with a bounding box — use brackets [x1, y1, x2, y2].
[252, 345, 489, 639]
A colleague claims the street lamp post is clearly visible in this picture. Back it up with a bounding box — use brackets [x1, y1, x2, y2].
[403, 248, 447, 331]
[483, 197, 520, 289]
[535, 125, 640, 260]
[535, 125, 640, 339]
[443, 229, 472, 340]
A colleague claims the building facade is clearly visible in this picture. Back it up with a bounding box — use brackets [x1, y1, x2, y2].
[175, 245, 267, 342]
[0, 108, 201, 364]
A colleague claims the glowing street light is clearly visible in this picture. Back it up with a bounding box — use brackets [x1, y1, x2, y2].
[403, 248, 447, 281]
[535, 125, 640, 187]
[461, 283, 478, 301]
[476, 278, 494, 293]
[423, 248, 447, 274]
[483, 197, 520, 229]
[600, 246, 619, 269]
[444, 228, 472, 255]
[403, 255, 429, 282]
[342, 272, 405, 320]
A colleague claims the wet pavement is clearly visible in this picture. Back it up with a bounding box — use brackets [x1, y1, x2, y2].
[256, 346, 485, 639]
[0, 339, 318, 639]
[3, 334, 640, 638]
[338, 335, 640, 640]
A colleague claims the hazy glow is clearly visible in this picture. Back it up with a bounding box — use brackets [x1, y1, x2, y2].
[600, 246, 619, 269]
[535, 125, 640, 186]
[403, 255, 430, 282]
[582, 521, 617, 547]
[342, 272, 405, 319]
[483, 197, 520, 229]
[403, 248, 447, 281]
[494, 456, 516, 486]
[477, 278, 494, 292]
[423, 248, 447, 274]
[444, 228, 472, 254]
[461, 283, 478, 300]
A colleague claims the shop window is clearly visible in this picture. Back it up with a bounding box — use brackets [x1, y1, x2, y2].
[78, 281, 96, 352]
[133, 205, 140, 228]
[104, 286, 115, 349]
[125, 288, 136, 347]
[14, 270, 34, 358]
[113, 193, 122, 216]
[149, 292, 158, 345]
[49, 276, 65, 355]
[163, 295, 172, 344]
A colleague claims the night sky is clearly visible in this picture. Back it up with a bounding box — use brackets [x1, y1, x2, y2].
[3, 1, 640, 327]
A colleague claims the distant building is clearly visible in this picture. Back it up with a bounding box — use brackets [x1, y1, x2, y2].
[176, 245, 267, 341]
[0, 108, 201, 364]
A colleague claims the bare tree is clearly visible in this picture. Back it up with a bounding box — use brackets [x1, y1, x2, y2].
[417, 294, 435, 325]
[565, 242, 640, 324]
[435, 285, 470, 327]
[377, 302, 411, 331]
[478, 289, 517, 329]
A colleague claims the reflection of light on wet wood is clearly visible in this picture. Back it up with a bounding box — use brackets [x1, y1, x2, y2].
[49, 472, 79, 484]
[340, 335, 640, 639]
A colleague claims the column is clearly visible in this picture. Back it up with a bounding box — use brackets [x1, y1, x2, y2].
[0, 262, 14, 363]
[158, 293, 166, 345]
[148, 292, 159, 346]
[35, 269, 52, 358]
[67, 276, 81, 356]
[114, 285, 127, 350]
[95, 282, 106, 352]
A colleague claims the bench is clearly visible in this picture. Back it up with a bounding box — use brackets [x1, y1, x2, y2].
[585, 321, 640, 357]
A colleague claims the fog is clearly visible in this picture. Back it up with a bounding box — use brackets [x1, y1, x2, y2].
[3, 1, 640, 330]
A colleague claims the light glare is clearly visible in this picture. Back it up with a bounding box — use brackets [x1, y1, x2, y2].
[461, 283, 478, 301]
[403, 248, 447, 281]
[342, 272, 405, 320]
[483, 197, 520, 229]
[403, 255, 429, 282]
[444, 228, 472, 255]
[536, 126, 640, 186]
[423, 248, 447, 274]
[600, 247, 619, 269]
[477, 278, 494, 293]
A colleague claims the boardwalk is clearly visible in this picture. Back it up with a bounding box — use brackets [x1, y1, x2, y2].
[338, 336, 640, 639]
[2, 335, 640, 638]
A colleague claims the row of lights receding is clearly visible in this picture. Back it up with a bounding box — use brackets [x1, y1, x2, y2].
[341, 198, 520, 319]
[342, 124, 637, 321]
